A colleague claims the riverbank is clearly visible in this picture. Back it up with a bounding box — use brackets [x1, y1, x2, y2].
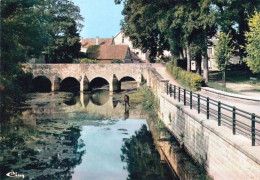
[130, 86, 212, 179]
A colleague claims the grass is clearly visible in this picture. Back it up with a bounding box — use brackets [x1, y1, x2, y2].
[210, 70, 260, 84]
[206, 81, 237, 93]
[129, 85, 158, 111]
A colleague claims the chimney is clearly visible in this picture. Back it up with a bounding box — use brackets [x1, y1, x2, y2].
[96, 36, 99, 45]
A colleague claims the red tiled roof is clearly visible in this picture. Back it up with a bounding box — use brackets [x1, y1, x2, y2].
[81, 38, 112, 48]
[97, 45, 128, 60]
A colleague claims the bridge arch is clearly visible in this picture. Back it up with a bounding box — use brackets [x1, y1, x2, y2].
[89, 77, 109, 91]
[32, 76, 52, 92]
[60, 77, 80, 92]
[119, 76, 137, 91]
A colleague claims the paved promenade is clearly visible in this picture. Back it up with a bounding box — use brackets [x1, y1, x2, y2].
[152, 63, 260, 116]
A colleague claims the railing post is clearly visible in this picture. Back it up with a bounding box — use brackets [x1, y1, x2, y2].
[207, 97, 209, 119]
[184, 89, 186, 105]
[252, 113, 256, 146]
[218, 101, 221, 126]
[232, 107, 236, 135]
[166, 82, 169, 95]
[178, 87, 180, 102]
[190, 91, 192, 109]
[169, 84, 172, 97]
[174, 85, 176, 99]
[198, 94, 200, 114]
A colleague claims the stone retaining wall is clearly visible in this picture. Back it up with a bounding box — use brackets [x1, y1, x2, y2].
[158, 93, 260, 180]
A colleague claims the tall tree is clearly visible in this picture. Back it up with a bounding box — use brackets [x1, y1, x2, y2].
[213, 0, 259, 60]
[44, 0, 83, 63]
[116, 0, 169, 62]
[215, 32, 234, 88]
[244, 11, 260, 73]
[0, 0, 83, 117]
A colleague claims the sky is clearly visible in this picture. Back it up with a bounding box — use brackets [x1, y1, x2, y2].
[72, 0, 124, 38]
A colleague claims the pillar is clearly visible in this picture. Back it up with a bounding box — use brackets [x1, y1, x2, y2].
[80, 75, 90, 92]
[51, 76, 60, 92]
[110, 75, 120, 92]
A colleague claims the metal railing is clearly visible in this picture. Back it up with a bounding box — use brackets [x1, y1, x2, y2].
[166, 83, 260, 146]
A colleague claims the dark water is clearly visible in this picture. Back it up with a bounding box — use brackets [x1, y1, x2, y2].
[0, 91, 177, 180]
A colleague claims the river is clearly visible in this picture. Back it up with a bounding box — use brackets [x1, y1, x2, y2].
[0, 90, 209, 180]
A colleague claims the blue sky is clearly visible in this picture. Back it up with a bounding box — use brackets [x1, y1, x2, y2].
[72, 0, 124, 38]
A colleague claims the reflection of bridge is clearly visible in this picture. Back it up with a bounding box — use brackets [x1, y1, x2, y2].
[22, 92, 147, 125]
[78, 93, 147, 119]
[23, 64, 150, 92]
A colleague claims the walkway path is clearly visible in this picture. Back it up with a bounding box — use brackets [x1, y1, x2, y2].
[151, 63, 260, 116]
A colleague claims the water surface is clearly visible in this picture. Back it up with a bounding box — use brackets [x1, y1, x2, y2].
[0, 91, 175, 180]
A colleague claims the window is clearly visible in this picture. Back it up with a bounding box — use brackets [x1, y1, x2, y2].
[207, 48, 213, 57]
[122, 38, 124, 43]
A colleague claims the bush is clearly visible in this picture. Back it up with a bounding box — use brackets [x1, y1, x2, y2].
[74, 58, 99, 64]
[111, 59, 123, 63]
[166, 62, 204, 90]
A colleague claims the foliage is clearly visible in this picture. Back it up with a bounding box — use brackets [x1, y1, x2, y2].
[0, 0, 83, 118]
[214, 0, 258, 58]
[44, 0, 83, 63]
[85, 45, 100, 60]
[111, 59, 124, 63]
[167, 62, 204, 91]
[121, 124, 171, 179]
[74, 58, 99, 64]
[244, 11, 260, 73]
[215, 32, 234, 71]
[129, 85, 158, 111]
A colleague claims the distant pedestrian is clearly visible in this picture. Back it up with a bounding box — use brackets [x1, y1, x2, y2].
[124, 94, 130, 107]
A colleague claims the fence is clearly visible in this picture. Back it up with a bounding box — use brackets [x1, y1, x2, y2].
[165, 83, 260, 146]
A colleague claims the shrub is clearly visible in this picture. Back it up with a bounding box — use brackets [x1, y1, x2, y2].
[166, 62, 204, 90]
[111, 59, 123, 63]
[74, 58, 99, 64]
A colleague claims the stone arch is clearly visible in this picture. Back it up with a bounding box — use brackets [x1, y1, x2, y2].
[119, 76, 137, 91]
[60, 77, 80, 92]
[32, 76, 52, 92]
[89, 77, 109, 91]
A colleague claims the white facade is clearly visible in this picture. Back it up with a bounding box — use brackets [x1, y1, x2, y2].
[113, 32, 149, 62]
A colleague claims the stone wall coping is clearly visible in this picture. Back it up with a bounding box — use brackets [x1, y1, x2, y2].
[201, 87, 260, 102]
[161, 93, 260, 166]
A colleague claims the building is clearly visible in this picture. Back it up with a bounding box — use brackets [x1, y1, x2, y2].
[80, 35, 143, 63]
[191, 36, 241, 71]
[112, 32, 149, 62]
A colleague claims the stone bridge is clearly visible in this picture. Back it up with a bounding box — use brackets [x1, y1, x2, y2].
[23, 64, 150, 92]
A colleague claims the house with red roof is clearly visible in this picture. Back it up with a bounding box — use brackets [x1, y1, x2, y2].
[80, 35, 144, 63]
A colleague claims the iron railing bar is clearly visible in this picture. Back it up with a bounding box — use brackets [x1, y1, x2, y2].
[236, 120, 252, 128]
[235, 112, 252, 119]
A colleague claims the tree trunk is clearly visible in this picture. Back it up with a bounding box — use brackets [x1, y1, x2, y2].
[195, 52, 202, 75]
[187, 47, 191, 72]
[222, 69, 226, 89]
[202, 55, 209, 83]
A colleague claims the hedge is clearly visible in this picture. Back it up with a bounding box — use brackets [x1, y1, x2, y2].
[166, 62, 204, 91]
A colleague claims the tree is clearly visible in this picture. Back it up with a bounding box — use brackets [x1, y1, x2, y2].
[1, 0, 46, 116]
[44, 0, 83, 63]
[244, 11, 260, 73]
[0, 0, 83, 117]
[214, 0, 259, 60]
[215, 32, 234, 88]
[116, 0, 170, 62]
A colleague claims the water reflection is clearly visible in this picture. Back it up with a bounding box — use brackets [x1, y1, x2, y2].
[0, 91, 204, 180]
[0, 123, 85, 180]
[0, 91, 150, 180]
[121, 124, 176, 180]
